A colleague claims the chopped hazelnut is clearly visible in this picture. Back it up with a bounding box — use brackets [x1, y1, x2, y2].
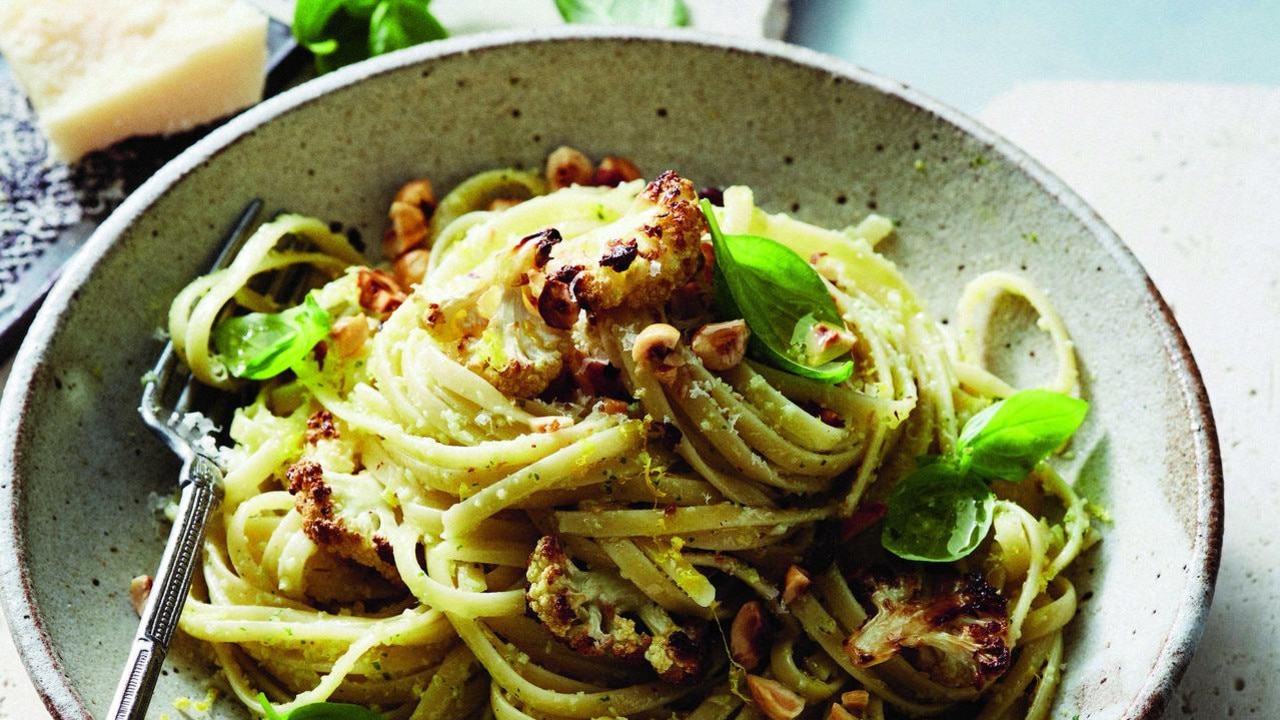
[782, 565, 812, 605]
[730, 601, 770, 671]
[571, 356, 628, 399]
[691, 319, 749, 371]
[383, 179, 435, 258]
[129, 575, 153, 616]
[746, 675, 805, 720]
[545, 146, 594, 190]
[395, 178, 436, 207]
[827, 703, 858, 720]
[537, 279, 580, 330]
[598, 398, 630, 415]
[594, 156, 643, 186]
[841, 690, 870, 715]
[631, 323, 684, 385]
[393, 248, 430, 287]
[331, 316, 371, 358]
[357, 269, 407, 318]
[797, 319, 856, 366]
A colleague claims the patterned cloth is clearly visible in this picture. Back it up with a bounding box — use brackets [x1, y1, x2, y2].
[0, 56, 201, 321]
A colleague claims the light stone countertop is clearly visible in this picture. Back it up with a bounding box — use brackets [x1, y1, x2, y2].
[0, 43, 1272, 720]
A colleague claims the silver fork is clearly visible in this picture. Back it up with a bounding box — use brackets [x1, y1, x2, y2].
[107, 200, 264, 720]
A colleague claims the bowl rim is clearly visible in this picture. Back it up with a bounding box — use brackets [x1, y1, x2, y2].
[0, 25, 1222, 720]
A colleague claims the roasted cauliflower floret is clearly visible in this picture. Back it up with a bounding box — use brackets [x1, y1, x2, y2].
[287, 459, 400, 583]
[422, 234, 568, 398]
[843, 569, 1011, 689]
[525, 535, 709, 684]
[419, 170, 705, 398]
[542, 170, 706, 312]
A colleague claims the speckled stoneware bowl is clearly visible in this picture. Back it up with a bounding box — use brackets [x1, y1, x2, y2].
[0, 28, 1221, 720]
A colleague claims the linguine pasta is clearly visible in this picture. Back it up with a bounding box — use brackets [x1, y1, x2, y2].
[167, 157, 1095, 720]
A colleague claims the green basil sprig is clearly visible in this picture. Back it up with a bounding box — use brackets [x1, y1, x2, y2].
[258, 693, 384, 719]
[882, 389, 1088, 562]
[555, 0, 690, 26]
[293, 0, 447, 74]
[957, 389, 1090, 482]
[882, 463, 995, 563]
[213, 293, 331, 380]
[699, 199, 854, 384]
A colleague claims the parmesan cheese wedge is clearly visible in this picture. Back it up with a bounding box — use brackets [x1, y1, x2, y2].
[0, 0, 268, 161]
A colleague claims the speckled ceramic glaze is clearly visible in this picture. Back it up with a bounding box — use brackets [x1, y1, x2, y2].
[0, 29, 1221, 720]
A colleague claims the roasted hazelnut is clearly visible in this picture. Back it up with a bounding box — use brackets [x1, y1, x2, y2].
[691, 319, 749, 371]
[746, 675, 805, 720]
[782, 565, 812, 605]
[357, 269, 407, 318]
[594, 155, 643, 186]
[129, 575, 153, 616]
[730, 601, 770, 671]
[383, 179, 435, 258]
[598, 398, 630, 415]
[395, 178, 436, 207]
[827, 703, 858, 720]
[572, 356, 628, 399]
[545, 146, 594, 190]
[331, 316, 371, 358]
[393, 248, 430, 287]
[537, 279, 580, 330]
[631, 323, 684, 385]
[840, 690, 870, 716]
[797, 319, 856, 366]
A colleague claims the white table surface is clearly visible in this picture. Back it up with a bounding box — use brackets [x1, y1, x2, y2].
[0, 30, 1274, 720]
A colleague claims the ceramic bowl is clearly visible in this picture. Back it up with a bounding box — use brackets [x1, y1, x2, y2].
[0, 28, 1221, 719]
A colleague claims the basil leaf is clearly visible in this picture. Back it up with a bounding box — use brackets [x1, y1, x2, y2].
[292, 0, 345, 45]
[958, 389, 1088, 482]
[293, 0, 448, 73]
[288, 702, 386, 719]
[555, 0, 689, 26]
[881, 462, 996, 562]
[369, 0, 447, 56]
[213, 294, 331, 380]
[257, 694, 384, 720]
[701, 200, 853, 384]
[310, 16, 375, 74]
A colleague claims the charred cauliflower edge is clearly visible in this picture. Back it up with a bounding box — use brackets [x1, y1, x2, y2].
[525, 535, 710, 685]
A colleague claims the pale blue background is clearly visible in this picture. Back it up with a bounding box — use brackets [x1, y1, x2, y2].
[787, 1, 1280, 113]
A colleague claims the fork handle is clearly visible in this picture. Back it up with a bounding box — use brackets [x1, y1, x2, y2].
[107, 454, 222, 720]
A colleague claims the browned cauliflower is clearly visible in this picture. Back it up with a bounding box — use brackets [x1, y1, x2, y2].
[541, 170, 706, 312]
[287, 459, 400, 583]
[843, 569, 1011, 689]
[422, 234, 568, 398]
[525, 535, 709, 684]
[421, 171, 705, 399]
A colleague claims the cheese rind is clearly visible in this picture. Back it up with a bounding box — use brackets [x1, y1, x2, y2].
[0, 0, 268, 161]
